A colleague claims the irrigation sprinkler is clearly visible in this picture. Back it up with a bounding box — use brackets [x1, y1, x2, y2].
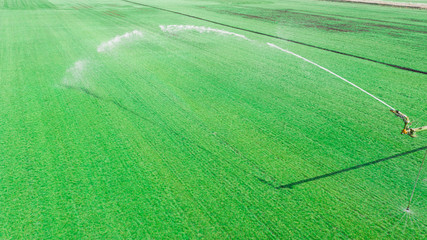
[391, 110, 427, 137]
[406, 150, 426, 211]
[267, 43, 426, 213]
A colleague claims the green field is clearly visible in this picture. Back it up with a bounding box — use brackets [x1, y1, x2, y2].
[1, 0, 426, 238]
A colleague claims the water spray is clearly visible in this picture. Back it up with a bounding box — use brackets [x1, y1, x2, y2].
[406, 149, 426, 211]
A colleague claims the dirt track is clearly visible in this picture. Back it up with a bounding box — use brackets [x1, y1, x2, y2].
[333, 0, 427, 9]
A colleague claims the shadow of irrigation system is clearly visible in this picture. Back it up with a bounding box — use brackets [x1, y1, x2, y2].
[61, 84, 155, 124]
[62, 84, 216, 155]
[264, 146, 427, 189]
[63, 84, 426, 190]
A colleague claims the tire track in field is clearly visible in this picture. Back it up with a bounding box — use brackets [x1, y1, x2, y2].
[287, 9, 426, 28]
[204, 6, 427, 34]
[122, 0, 427, 75]
[327, 0, 427, 10]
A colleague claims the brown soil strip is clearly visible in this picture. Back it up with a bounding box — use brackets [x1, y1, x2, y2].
[107, 10, 124, 17]
[331, 0, 427, 9]
[103, 10, 124, 17]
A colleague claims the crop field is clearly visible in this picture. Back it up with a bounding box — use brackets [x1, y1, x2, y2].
[1, 0, 426, 239]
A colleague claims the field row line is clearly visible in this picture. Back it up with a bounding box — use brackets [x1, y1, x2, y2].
[122, 0, 427, 75]
[267, 43, 395, 110]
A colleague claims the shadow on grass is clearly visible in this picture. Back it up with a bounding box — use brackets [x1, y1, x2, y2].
[261, 146, 427, 189]
[62, 84, 214, 155]
[61, 84, 154, 124]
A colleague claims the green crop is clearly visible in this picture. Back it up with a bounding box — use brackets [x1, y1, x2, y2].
[1, 0, 425, 238]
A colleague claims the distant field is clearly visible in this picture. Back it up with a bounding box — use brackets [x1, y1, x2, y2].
[364, 0, 427, 2]
[329, 0, 427, 9]
[1, 0, 426, 239]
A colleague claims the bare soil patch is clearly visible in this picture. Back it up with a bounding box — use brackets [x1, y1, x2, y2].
[330, 0, 427, 9]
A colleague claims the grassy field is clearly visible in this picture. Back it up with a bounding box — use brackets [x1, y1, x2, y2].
[1, 0, 426, 238]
